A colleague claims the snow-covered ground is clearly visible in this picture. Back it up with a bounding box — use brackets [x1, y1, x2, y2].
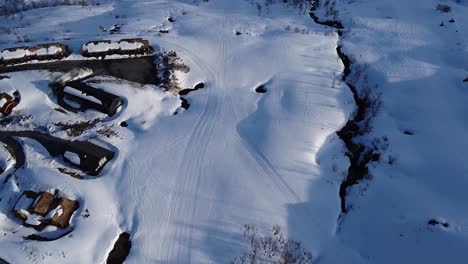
[314, 0, 468, 263]
[0, 0, 466, 263]
[0, 1, 353, 263]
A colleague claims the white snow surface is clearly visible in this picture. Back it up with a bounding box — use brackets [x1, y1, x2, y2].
[0, 46, 63, 60]
[313, 0, 468, 263]
[82, 40, 144, 52]
[0, 0, 465, 263]
[0, 1, 353, 263]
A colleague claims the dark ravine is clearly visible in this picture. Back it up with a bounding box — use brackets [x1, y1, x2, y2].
[310, 0, 344, 30]
[310, 1, 376, 213]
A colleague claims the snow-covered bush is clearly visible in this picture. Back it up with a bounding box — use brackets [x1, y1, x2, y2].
[233, 225, 312, 264]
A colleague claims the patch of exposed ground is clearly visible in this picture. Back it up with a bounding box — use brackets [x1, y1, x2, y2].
[106, 232, 131, 264]
[58, 168, 83, 179]
[97, 126, 119, 138]
[53, 119, 101, 137]
[428, 219, 449, 229]
[23, 229, 73, 242]
[0, 115, 32, 127]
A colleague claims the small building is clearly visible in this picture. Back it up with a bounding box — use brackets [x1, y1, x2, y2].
[13, 190, 79, 230]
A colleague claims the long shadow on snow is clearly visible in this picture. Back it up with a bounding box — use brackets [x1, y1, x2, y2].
[171, 221, 245, 264]
[236, 74, 353, 255]
[0, 56, 157, 85]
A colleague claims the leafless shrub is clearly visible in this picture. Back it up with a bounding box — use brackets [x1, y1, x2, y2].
[233, 225, 312, 264]
[155, 50, 190, 92]
[371, 136, 389, 152]
[436, 4, 451, 13]
[0, 26, 11, 34]
[323, 0, 339, 19]
[285, 0, 313, 14]
[348, 64, 382, 133]
[387, 154, 398, 165]
[14, 32, 31, 43]
[53, 118, 101, 137]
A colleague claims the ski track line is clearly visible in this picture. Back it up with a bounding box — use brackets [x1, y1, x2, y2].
[236, 133, 323, 229]
[159, 52, 219, 263]
[155, 31, 222, 263]
[169, 95, 219, 262]
[129, 158, 150, 263]
[240, 135, 302, 203]
[132, 5, 323, 262]
[143, 134, 191, 165]
[171, 11, 230, 262]
[157, 95, 210, 263]
[231, 34, 306, 205]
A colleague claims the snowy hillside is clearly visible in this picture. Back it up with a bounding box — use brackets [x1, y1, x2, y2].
[313, 0, 468, 263]
[0, 0, 467, 263]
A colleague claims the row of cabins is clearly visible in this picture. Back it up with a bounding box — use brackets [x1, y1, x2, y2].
[0, 38, 153, 66]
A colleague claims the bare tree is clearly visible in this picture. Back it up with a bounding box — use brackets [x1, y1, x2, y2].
[233, 225, 313, 264]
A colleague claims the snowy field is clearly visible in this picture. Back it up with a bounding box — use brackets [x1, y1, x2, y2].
[0, 0, 467, 263]
[318, 0, 468, 263]
[0, 1, 354, 263]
